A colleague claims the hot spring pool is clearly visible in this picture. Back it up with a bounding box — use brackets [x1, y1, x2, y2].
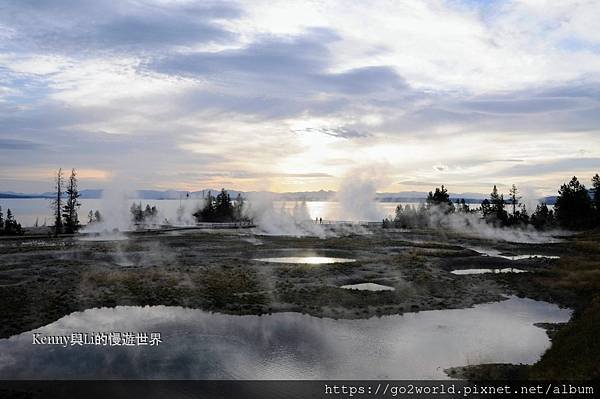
[253, 256, 356, 264]
[0, 296, 571, 379]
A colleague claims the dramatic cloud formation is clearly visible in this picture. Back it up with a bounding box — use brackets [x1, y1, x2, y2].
[0, 0, 599, 194]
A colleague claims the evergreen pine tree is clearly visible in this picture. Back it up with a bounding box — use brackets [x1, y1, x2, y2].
[480, 198, 492, 217]
[426, 185, 454, 213]
[51, 168, 64, 236]
[130, 202, 144, 224]
[489, 185, 508, 225]
[5, 209, 15, 234]
[509, 184, 521, 216]
[592, 174, 600, 225]
[234, 193, 245, 221]
[555, 176, 593, 229]
[531, 203, 552, 229]
[62, 168, 81, 234]
[3, 209, 23, 235]
[194, 191, 215, 222]
[215, 188, 234, 221]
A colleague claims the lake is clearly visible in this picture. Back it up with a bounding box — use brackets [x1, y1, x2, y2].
[0, 296, 570, 379]
[0, 198, 554, 227]
[0, 199, 415, 227]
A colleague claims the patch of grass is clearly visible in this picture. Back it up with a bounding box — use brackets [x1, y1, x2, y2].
[279, 286, 399, 309]
[81, 269, 187, 306]
[120, 274, 183, 305]
[446, 364, 528, 380]
[532, 247, 600, 303]
[573, 239, 600, 254]
[452, 231, 600, 381]
[202, 267, 266, 308]
[395, 250, 426, 268]
[521, 232, 600, 380]
[0, 278, 79, 338]
[529, 295, 600, 380]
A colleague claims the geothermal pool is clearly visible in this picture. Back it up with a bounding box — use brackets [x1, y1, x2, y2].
[0, 296, 570, 379]
[78, 233, 129, 241]
[253, 256, 356, 264]
[469, 247, 560, 260]
[340, 283, 396, 291]
[451, 268, 528, 275]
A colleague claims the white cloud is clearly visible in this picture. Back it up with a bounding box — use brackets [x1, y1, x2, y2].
[0, 0, 599, 193]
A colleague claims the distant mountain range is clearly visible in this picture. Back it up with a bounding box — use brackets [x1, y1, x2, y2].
[0, 188, 559, 204]
[0, 189, 336, 201]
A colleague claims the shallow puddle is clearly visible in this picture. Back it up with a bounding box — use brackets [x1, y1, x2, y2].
[340, 283, 395, 291]
[253, 256, 356, 264]
[0, 296, 570, 379]
[451, 268, 527, 275]
[469, 247, 560, 260]
[78, 233, 128, 242]
[505, 254, 560, 260]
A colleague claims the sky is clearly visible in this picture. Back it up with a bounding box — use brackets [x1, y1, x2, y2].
[0, 0, 599, 196]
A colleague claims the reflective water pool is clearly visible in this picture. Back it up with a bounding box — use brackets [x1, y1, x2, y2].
[451, 268, 528, 275]
[253, 256, 356, 264]
[78, 233, 129, 242]
[0, 297, 570, 380]
[340, 283, 395, 291]
[468, 247, 560, 260]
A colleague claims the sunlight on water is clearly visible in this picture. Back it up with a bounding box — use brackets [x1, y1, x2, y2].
[468, 247, 560, 260]
[340, 283, 395, 291]
[78, 233, 129, 241]
[451, 268, 527, 275]
[0, 199, 412, 226]
[504, 255, 560, 260]
[253, 256, 356, 264]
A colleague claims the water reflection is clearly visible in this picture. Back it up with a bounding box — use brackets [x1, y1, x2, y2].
[0, 297, 570, 380]
[451, 268, 527, 275]
[469, 247, 560, 260]
[253, 257, 356, 264]
[340, 283, 395, 291]
[78, 233, 129, 242]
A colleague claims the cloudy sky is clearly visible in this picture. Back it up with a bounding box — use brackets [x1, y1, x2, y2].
[1, 0, 599, 195]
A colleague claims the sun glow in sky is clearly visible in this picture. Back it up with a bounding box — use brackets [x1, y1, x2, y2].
[1, 0, 599, 195]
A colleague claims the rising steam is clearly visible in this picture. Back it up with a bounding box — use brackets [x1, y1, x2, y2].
[244, 193, 327, 237]
[336, 165, 390, 222]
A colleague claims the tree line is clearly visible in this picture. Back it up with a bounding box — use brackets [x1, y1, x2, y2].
[49, 175, 249, 233]
[43, 171, 600, 233]
[87, 209, 103, 224]
[52, 168, 81, 235]
[0, 207, 23, 236]
[193, 189, 247, 223]
[130, 202, 159, 225]
[125, 189, 248, 227]
[386, 174, 600, 231]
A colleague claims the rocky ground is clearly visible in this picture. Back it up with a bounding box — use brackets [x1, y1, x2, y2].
[2, 226, 598, 379]
[0, 226, 568, 339]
